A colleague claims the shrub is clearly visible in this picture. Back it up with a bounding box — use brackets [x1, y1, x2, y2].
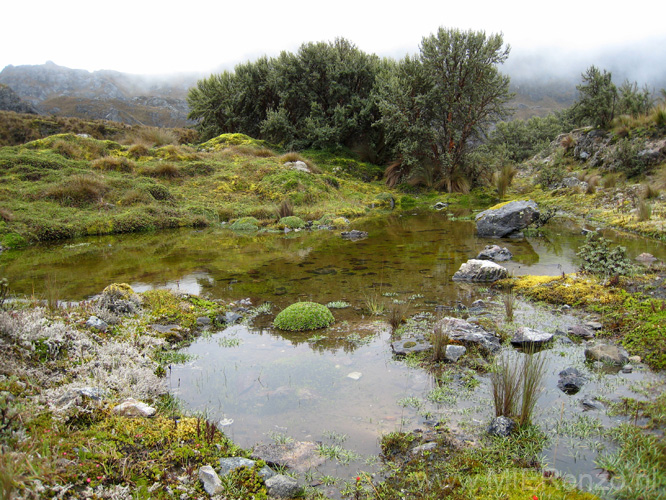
[612, 138, 649, 178]
[278, 216, 305, 229]
[146, 184, 172, 201]
[535, 161, 565, 188]
[577, 233, 635, 276]
[92, 156, 135, 172]
[51, 139, 83, 159]
[273, 302, 334, 331]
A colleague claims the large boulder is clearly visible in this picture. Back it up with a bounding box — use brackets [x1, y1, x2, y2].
[452, 259, 508, 282]
[475, 200, 540, 238]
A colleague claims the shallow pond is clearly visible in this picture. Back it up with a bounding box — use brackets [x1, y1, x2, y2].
[2, 211, 666, 496]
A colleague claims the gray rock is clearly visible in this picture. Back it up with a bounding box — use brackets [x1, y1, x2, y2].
[476, 245, 513, 262]
[111, 398, 156, 417]
[218, 457, 256, 476]
[511, 327, 553, 347]
[584, 321, 603, 331]
[622, 364, 633, 373]
[557, 367, 587, 395]
[487, 416, 516, 437]
[628, 355, 642, 364]
[198, 465, 223, 496]
[85, 316, 108, 331]
[568, 325, 595, 339]
[475, 200, 540, 238]
[580, 397, 604, 411]
[452, 259, 508, 282]
[224, 312, 243, 324]
[471, 299, 485, 309]
[585, 343, 629, 366]
[436, 317, 501, 353]
[445, 345, 467, 363]
[340, 230, 368, 240]
[265, 474, 301, 499]
[433, 202, 449, 210]
[391, 340, 431, 356]
[196, 316, 211, 326]
[636, 252, 657, 262]
[53, 387, 106, 410]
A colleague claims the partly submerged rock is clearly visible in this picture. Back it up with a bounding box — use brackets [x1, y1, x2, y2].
[511, 327, 553, 347]
[568, 325, 595, 340]
[252, 441, 325, 472]
[557, 367, 587, 395]
[585, 343, 629, 366]
[218, 457, 275, 480]
[111, 398, 156, 417]
[391, 340, 431, 356]
[436, 317, 501, 353]
[452, 259, 508, 282]
[475, 200, 540, 238]
[198, 465, 223, 496]
[340, 230, 368, 240]
[476, 245, 513, 262]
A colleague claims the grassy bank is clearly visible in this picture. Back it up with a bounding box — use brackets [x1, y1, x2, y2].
[0, 131, 391, 248]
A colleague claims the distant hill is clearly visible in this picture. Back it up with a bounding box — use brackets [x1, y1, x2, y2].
[0, 62, 198, 127]
[0, 84, 39, 114]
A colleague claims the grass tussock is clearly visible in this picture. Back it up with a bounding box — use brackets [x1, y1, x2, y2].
[637, 198, 652, 221]
[502, 291, 516, 322]
[276, 199, 294, 219]
[92, 156, 135, 173]
[43, 175, 109, 206]
[491, 349, 547, 426]
[643, 183, 660, 199]
[387, 300, 410, 333]
[493, 164, 517, 199]
[430, 321, 449, 362]
[127, 143, 151, 158]
[138, 162, 182, 179]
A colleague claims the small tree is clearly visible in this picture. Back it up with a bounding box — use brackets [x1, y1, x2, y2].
[375, 28, 513, 191]
[573, 66, 617, 128]
[617, 80, 653, 117]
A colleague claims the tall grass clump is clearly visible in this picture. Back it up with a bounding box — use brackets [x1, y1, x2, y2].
[276, 199, 294, 219]
[92, 156, 135, 172]
[43, 175, 109, 206]
[491, 349, 548, 426]
[387, 300, 410, 333]
[493, 164, 517, 199]
[643, 183, 660, 199]
[431, 321, 449, 362]
[637, 199, 652, 221]
[363, 293, 385, 316]
[138, 163, 182, 179]
[502, 290, 516, 322]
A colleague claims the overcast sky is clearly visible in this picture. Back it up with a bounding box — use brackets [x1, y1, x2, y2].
[2, 0, 665, 77]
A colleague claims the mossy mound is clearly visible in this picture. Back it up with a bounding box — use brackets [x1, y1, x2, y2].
[230, 217, 260, 231]
[273, 302, 334, 331]
[199, 133, 271, 152]
[278, 216, 305, 229]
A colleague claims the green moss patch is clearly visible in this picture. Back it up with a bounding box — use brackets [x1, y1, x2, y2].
[273, 302, 334, 331]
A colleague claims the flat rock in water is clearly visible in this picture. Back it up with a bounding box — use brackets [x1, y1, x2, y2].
[437, 317, 501, 353]
[476, 244, 513, 262]
[252, 441, 325, 472]
[111, 398, 156, 417]
[511, 327, 553, 347]
[391, 340, 431, 356]
[585, 343, 629, 366]
[452, 259, 508, 282]
[475, 200, 540, 238]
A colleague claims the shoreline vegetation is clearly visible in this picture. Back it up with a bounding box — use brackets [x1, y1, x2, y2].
[1, 26, 665, 500]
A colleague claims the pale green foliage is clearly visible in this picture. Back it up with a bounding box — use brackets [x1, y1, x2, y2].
[273, 302, 334, 331]
[577, 233, 635, 276]
[375, 28, 512, 191]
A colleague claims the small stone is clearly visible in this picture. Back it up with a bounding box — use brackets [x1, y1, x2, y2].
[224, 312, 242, 324]
[585, 343, 629, 366]
[346, 371, 362, 381]
[434, 202, 448, 210]
[628, 355, 642, 364]
[471, 299, 485, 309]
[196, 316, 211, 326]
[111, 398, 156, 418]
[198, 465, 223, 496]
[636, 253, 657, 262]
[265, 474, 301, 499]
[487, 416, 516, 437]
[622, 364, 633, 373]
[340, 230, 368, 240]
[411, 442, 438, 454]
[476, 245, 513, 262]
[580, 397, 604, 411]
[444, 345, 467, 363]
[568, 325, 595, 339]
[584, 321, 603, 331]
[85, 316, 108, 331]
[452, 259, 508, 282]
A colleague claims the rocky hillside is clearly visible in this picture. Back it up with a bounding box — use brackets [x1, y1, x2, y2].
[0, 62, 197, 127]
[0, 84, 38, 114]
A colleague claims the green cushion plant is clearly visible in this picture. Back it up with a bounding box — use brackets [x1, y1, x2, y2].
[273, 302, 334, 331]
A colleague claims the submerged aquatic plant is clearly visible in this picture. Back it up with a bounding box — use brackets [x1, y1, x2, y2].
[273, 302, 334, 331]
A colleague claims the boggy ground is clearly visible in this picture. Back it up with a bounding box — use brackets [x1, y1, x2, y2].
[2, 264, 665, 499]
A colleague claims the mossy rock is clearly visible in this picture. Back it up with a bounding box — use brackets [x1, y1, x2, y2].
[274, 302, 334, 331]
[230, 217, 259, 231]
[331, 217, 350, 227]
[278, 216, 305, 229]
